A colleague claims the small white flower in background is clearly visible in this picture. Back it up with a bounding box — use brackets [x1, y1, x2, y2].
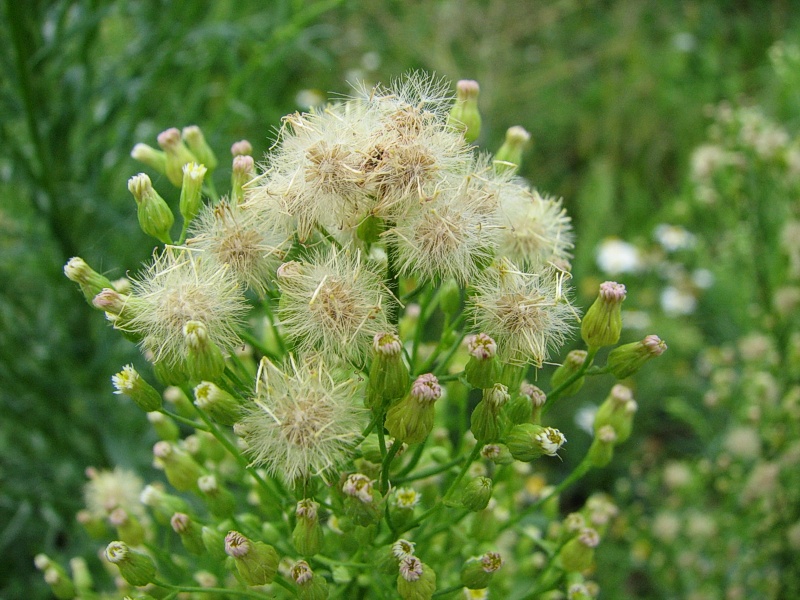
[691, 269, 714, 289]
[596, 238, 642, 275]
[660, 285, 697, 316]
[574, 404, 598, 435]
[622, 310, 651, 330]
[294, 89, 326, 109]
[654, 224, 696, 252]
[84, 467, 145, 520]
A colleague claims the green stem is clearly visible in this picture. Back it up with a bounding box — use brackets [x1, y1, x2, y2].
[380, 439, 401, 494]
[158, 408, 209, 431]
[501, 455, 593, 532]
[239, 330, 280, 362]
[261, 299, 288, 356]
[272, 575, 298, 595]
[432, 584, 463, 598]
[443, 444, 482, 503]
[153, 580, 268, 599]
[393, 455, 464, 485]
[542, 347, 598, 415]
[418, 313, 466, 376]
[386, 232, 400, 327]
[394, 438, 428, 478]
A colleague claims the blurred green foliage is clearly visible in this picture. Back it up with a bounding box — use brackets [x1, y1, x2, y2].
[2, 0, 800, 597]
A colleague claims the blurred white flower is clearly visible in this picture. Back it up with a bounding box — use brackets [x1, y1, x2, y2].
[574, 404, 597, 435]
[654, 224, 696, 252]
[660, 286, 697, 316]
[691, 269, 714, 289]
[596, 238, 642, 275]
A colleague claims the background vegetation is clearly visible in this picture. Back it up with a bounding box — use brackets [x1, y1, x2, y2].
[2, 0, 798, 597]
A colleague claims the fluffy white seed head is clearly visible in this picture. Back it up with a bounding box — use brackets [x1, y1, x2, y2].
[276, 247, 392, 365]
[187, 199, 289, 295]
[238, 358, 366, 483]
[124, 247, 247, 368]
[469, 259, 578, 367]
[495, 185, 574, 270]
[84, 467, 145, 520]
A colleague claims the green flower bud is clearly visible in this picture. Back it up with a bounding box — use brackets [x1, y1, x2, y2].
[587, 425, 617, 468]
[461, 476, 493, 511]
[581, 281, 626, 350]
[128, 173, 174, 243]
[140, 484, 191, 526]
[385, 374, 442, 444]
[182, 125, 218, 171]
[567, 582, 593, 600]
[109, 508, 146, 547]
[231, 139, 253, 157]
[550, 350, 588, 397]
[76, 509, 109, 538]
[153, 358, 190, 386]
[194, 381, 241, 426]
[471, 384, 509, 442]
[69, 557, 93, 595]
[606, 335, 667, 379]
[493, 126, 531, 175]
[201, 525, 228, 562]
[224, 531, 279, 586]
[593, 384, 637, 444]
[481, 443, 514, 465]
[152, 441, 205, 492]
[342, 474, 383, 526]
[171, 512, 206, 555]
[439, 278, 462, 316]
[231, 154, 255, 204]
[356, 213, 384, 246]
[464, 333, 500, 389]
[198, 474, 236, 519]
[390, 487, 421, 531]
[157, 127, 197, 187]
[43, 566, 76, 600]
[183, 320, 226, 382]
[514, 382, 547, 425]
[131, 142, 167, 174]
[178, 162, 207, 224]
[499, 362, 526, 391]
[506, 423, 566, 461]
[146, 411, 180, 441]
[112, 365, 162, 412]
[448, 79, 482, 143]
[104, 541, 156, 587]
[557, 528, 600, 572]
[64, 257, 115, 304]
[367, 333, 410, 413]
[397, 557, 437, 600]
[291, 560, 330, 600]
[373, 544, 401, 575]
[460, 551, 503, 589]
[293, 499, 323, 556]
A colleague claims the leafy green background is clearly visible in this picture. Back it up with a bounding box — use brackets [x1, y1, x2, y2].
[2, 0, 798, 596]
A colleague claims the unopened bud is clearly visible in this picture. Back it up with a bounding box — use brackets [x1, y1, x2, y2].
[587, 425, 617, 468]
[342, 474, 382, 526]
[231, 139, 253, 157]
[606, 334, 667, 379]
[293, 499, 323, 556]
[581, 281, 626, 350]
[550, 350, 588, 397]
[481, 443, 514, 465]
[194, 381, 241, 426]
[367, 332, 410, 413]
[506, 423, 566, 461]
[397, 557, 436, 600]
[104, 541, 156, 587]
[461, 476, 493, 511]
[558, 527, 600, 572]
[109, 508, 145, 547]
[231, 154, 255, 204]
[128, 173, 174, 243]
[112, 365, 162, 412]
[448, 79, 482, 143]
[183, 321, 226, 382]
[64, 257, 116, 304]
[198, 474, 236, 518]
[291, 560, 329, 600]
[464, 333, 500, 389]
[470, 384, 509, 442]
[460, 551, 503, 589]
[179, 162, 207, 223]
[593, 384, 637, 444]
[157, 127, 197, 186]
[153, 441, 204, 492]
[182, 125, 218, 171]
[131, 142, 168, 174]
[171, 512, 206, 555]
[147, 411, 180, 441]
[493, 126, 531, 174]
[385, 373, 441, 444]
[224, 531, 279, 585]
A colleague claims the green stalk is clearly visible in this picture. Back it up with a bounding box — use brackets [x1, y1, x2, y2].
[542, 347, 598, 415]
